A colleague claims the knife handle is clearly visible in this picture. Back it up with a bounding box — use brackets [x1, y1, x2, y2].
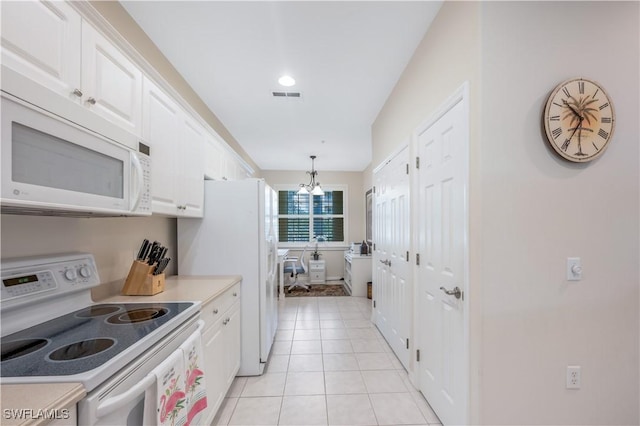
[137, 239, 149, 260]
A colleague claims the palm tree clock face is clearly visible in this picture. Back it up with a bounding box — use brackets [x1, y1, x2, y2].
[544, 78, 615, 162]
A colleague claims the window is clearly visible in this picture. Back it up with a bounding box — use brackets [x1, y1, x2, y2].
[277, 187, 345, 244]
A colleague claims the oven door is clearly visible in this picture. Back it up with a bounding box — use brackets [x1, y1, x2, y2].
[78, 317, 202, 426]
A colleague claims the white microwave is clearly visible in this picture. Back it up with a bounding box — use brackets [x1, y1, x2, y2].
[1, 93, 151, 216]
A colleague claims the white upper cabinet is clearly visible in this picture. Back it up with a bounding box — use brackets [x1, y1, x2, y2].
[203, 135, 225, 181]
[179, 115, 205, 217]
[203, 134, 253, 182]
[1, 0, 82, 102]
[81, 22, 142, 136]
[143, 76, 203, 218]
[1, 1, 143, 137]
[142, 76, 180, 215]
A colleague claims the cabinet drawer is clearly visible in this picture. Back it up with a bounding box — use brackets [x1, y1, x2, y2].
[310, 272, 324, 281]
[201, 282, 241, 328]
[309, 264, 324, 272]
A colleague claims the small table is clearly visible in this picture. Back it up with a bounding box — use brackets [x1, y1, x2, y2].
[277, 249, 289, 300]
[308, 259, 326, 284]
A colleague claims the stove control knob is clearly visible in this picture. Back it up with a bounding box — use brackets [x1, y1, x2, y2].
[64, 269, 77, 281]
[79, 267, 92, 278]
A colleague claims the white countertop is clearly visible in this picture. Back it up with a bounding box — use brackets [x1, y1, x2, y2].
[345, 251, 373, 258]
[98, 275, 242, 305]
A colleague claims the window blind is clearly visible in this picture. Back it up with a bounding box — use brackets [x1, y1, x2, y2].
[277, 189, 345, 243]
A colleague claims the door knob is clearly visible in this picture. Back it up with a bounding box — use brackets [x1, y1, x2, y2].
[379, 259, 391, 267]
[72, 88, 83, 97]
[87, 97, 97, 105]
[440, 286, 462, 299]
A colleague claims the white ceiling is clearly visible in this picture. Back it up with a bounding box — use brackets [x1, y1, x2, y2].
[121, 1, 442, 172]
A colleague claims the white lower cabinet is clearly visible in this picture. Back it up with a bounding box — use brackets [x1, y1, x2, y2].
[200, 283, 241, 425]
[308, 259, 326, 284]
[344, 252, 372, 297]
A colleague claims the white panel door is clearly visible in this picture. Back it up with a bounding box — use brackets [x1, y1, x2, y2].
[81, 22, 142, 135]
[416, 96, 468, 426]
[373, 165, 389, 336]
[1, 0, 82, 102]
[373, 146, 411, 368]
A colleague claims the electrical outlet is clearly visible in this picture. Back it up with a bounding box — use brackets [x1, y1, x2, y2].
[566, 365, 581, 389]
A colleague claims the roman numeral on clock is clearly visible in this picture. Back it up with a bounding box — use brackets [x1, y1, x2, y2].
[592, 142, 599, 151]
[561, 139, 571, 151]
[599, 102, 609, 110]
[578, 81, 585, 94]
[598, 129, 609, 139]
[552, 128, 562, 139]
[550, 115, 560, 121]
[562, 87, 571, 98]
[601, 117, 612, 124]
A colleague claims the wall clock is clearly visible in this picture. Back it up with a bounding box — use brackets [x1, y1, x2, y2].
[543, 78, 615, 162]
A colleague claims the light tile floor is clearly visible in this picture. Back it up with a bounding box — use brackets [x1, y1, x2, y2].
[212, 296, 442, 426]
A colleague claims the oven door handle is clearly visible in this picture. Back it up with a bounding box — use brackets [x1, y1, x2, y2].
[95, 374, 155, 418]
[94, 320, 205, 418]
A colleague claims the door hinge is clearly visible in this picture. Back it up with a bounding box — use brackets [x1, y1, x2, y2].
[373, 300, 376, 308]
[416, 156, 420, 169]
[416, 253, 420, 266]
[416, 349, 421, 362]
[406, 338, 410, 349]
[406, 251, 409, 261]
[406, 163, 409, 175]
[373, 243, 376, 251]
[373, 186, 376, 194]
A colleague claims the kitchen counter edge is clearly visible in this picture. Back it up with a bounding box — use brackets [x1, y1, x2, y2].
[96, 275, 242, 305]
[0, 383, 85, 426]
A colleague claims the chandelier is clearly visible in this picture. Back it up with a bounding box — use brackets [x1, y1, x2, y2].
[297, 155, 324, 195]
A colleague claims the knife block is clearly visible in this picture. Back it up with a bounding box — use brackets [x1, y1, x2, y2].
[121, 260, 165, 296]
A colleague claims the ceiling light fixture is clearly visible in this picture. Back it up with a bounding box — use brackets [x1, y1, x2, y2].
[297, 155, 324, 196]
[278, 75, 296, 87]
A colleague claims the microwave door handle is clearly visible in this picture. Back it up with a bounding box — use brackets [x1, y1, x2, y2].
[130, 152, 144, 212]
[95, 373, 155, 418]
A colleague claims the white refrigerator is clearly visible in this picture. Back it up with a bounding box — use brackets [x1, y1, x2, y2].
[178, 179, 278, 376]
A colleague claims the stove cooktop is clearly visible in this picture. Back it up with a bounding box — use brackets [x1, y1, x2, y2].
[0, 302, 194, 379]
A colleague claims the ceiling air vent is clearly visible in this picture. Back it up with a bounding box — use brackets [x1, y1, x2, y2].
[272, 91, 302, 99]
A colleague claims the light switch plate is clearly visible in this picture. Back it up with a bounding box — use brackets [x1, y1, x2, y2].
[567, 257, 582, 281]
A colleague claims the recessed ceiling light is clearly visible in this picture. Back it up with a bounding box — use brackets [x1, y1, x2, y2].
[278, 75, 296, 87]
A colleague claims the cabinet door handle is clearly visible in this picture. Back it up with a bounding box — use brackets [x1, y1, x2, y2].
[72, 88, 83, 97]
[213, 308, 219, 314]
[233, 292, 237, 297]
[223, 318, 229, 325]
[87, 97, 97, 105]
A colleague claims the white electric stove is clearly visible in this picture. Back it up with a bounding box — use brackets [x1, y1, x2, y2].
[0, 253, 202, 425]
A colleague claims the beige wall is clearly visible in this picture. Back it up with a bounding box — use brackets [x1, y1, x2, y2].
[0, 214, 177, 298]
[371, 0, 639, 424]
[262, 170, 366, 280]
[88, 1, 260, 175]
[478, 2, 639, 424]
